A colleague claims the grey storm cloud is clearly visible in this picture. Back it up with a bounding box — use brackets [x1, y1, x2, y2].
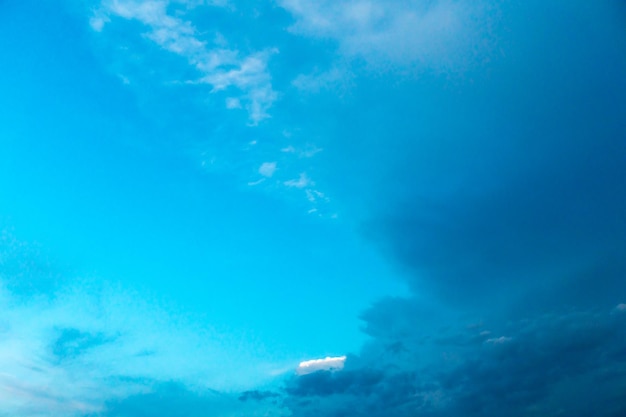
[281, 305, 626, 417]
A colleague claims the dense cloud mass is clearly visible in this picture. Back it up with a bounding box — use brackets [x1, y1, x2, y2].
[333, 0, 626, 310]
[279, 1, 626, 416]
[282, 306, 626, 417]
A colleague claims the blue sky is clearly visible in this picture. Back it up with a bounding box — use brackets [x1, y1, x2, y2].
[1, 1, 625, 416]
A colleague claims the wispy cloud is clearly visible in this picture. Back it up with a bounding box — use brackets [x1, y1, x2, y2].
[225, 97, 242, 109]
[484, 336, 511, 345]
[281, 144, 323, 158]
[305, 189, 326, 204]
[279, 0, 492, 69]
[284, 173, 312, 188]
[292, 66, 352, 94]
[92, 0, 277, 123]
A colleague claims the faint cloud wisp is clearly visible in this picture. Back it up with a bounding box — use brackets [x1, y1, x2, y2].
[91, 0, 277, 123]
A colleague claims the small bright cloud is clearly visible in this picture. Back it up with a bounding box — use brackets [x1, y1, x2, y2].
[296, 356, 346, 375]
[615, 303, 626, 312]
[259, 162, 277, 177]
[284, 173, 312, 188]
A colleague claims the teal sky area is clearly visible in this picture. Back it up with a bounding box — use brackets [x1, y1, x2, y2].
[1, 0, 408, 373]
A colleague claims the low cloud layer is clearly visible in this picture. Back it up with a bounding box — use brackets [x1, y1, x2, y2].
[282, 304, 626, 417]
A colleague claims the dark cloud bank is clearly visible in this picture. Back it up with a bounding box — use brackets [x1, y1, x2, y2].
[281, 2, 626, 416]
[90, 1, 626, 416]
[280, 1, 626, 416]
[282, 307, 626, 417]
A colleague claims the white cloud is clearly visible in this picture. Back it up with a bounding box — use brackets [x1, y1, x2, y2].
[279, 0, 490, 69]
[301, 146, 322, 158]
[284, 173, 312, 188]
[296, 356, 346, 375]
[258, 162, 277, 177]
[305, 189, 327, 203]
[615, 303, 626, 312]
[174, 0, 230, 8]
[92, 0, 276, 123]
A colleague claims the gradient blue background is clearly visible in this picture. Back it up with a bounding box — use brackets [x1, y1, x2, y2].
[1, 1, 625, 416]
